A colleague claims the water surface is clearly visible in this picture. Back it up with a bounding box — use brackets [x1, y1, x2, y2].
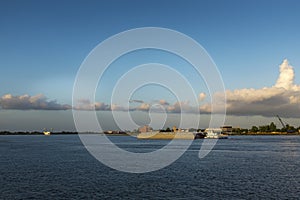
[1, 135, 299, 199]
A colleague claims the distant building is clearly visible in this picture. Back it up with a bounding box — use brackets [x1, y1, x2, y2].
[172, 126, 187, 132]
[173, 126, 177, 132]
[221, 126, 233, 133]
[139, 125, 152, 133]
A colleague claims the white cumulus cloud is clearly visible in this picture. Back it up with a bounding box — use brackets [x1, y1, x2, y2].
[136, 103, 151, 111]
[0, 94, 71, 110]
[199, 93, 206, 101]
[3, 59, 298, 118]
[158, 99, 169, 106]
[74, 99, 112, 111]
[166, 101, 199, 113]
[200, 59, 300, 117]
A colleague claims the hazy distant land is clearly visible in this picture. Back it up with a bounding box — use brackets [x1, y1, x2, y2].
[1, 121, 299, 136]
[0, 130, 299, 136]
[0, 131, 128, 136]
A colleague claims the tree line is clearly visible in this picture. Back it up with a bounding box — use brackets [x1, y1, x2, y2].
[233, 122, 300, 134]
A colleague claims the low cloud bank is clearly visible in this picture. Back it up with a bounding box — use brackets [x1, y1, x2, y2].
[200, 59, 300, 117]
[0, 94, 70, 110]
[1, 59, 299, 117]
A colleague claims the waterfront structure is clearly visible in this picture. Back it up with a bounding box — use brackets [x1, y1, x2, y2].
[221, 126, 233, 134]
[138, 125, 152, 133]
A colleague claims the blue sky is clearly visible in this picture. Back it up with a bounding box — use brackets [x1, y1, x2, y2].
[1, 0, 300, 131]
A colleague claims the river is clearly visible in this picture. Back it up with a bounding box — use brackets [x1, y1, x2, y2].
[1, 135, 299, 199]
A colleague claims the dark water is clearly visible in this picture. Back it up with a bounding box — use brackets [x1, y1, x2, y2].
[1, 135, 300, 199]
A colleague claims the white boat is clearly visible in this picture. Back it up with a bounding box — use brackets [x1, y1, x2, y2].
[43, 128, 51, 136]
[204, 128, 228, 139]
[43, 131, 51, 136]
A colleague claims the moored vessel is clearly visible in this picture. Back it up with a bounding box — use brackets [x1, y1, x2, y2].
[204, 128, 228, 139]
[43, 131, 51, 136]
[43, 128, 51, 136]
[137, 127, 206, 140]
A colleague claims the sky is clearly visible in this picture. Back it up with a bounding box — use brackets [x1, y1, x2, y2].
[0, 0, 300, 131]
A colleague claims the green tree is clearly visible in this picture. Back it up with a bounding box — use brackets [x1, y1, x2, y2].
[166, 127, 171, 132]
[232, 128, 242, 134]
[250, 126, 259, 132]
[287, 125, 296, 132]
[269, 122, 276, 132]
[259, 126, 266, 132]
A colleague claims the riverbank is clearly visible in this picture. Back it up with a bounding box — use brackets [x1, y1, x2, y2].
[230, 131, 300, 135]
[0, 131, 129, 136]
[1, 131, 299, 136]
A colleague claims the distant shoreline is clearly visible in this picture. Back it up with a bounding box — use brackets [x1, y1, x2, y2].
[0, 131, 129, 136]
[230, 132, 300, 136]
[0, 131, 299, 136]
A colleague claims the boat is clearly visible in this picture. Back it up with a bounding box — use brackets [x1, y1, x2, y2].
[43, 131, 51, 136]
[204, 128, 228, 139]
[137, 128, 206, 140]
[137, 131, 195, 140]
[194, 132, 206, 139]
[43, 128, 51, 136]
